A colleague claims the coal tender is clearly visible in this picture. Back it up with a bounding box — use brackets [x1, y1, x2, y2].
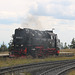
[9, 28, 60, 58]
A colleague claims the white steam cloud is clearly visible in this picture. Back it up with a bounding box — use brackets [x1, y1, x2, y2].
[21, 15, 43, 30]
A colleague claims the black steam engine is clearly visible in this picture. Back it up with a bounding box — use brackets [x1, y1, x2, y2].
[9, 28, 60, 58]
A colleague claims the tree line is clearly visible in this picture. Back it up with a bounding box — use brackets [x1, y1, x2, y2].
[62, 38, 75, 49]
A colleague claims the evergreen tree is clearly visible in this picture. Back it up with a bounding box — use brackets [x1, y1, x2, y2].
[63, 42, 68, 49]
[8, 40, 13, 50]
[0, 42, 8, 52]
[70, 38, 75, 48]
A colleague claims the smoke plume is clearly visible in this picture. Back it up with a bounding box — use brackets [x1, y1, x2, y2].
[21, 15, 43, 30]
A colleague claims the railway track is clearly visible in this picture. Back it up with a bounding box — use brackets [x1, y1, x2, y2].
[0, 59, 75, 75]
[40, 60, 75, 75]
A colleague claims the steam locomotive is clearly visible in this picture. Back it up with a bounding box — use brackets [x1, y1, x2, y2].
[9, 28, 60, 58]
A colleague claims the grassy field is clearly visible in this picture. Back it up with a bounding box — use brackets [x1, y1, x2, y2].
[0, 56, 75, 68]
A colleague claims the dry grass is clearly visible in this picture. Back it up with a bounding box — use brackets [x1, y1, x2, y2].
[60, 49, 75, 54]
[68, 69, 75, 75]
[0, 51, 9, 54]
[0, 56, 75, 68]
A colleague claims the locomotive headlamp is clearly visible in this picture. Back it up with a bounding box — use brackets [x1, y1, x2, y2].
[12, 45, 14, 46]
[21, 44, 23, 46]
[50, 42, 51, 44]
[32, 48, 35, 50]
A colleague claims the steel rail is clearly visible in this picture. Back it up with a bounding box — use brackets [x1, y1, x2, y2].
[0, 59, 75, 75]
[57, 63, 75, 75]
[40, 60, 75, 75]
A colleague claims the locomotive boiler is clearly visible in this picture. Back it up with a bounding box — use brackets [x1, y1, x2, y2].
[9, 28, 60, 58]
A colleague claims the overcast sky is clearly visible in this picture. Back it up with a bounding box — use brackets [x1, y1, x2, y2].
[0, 0, 75, 46]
